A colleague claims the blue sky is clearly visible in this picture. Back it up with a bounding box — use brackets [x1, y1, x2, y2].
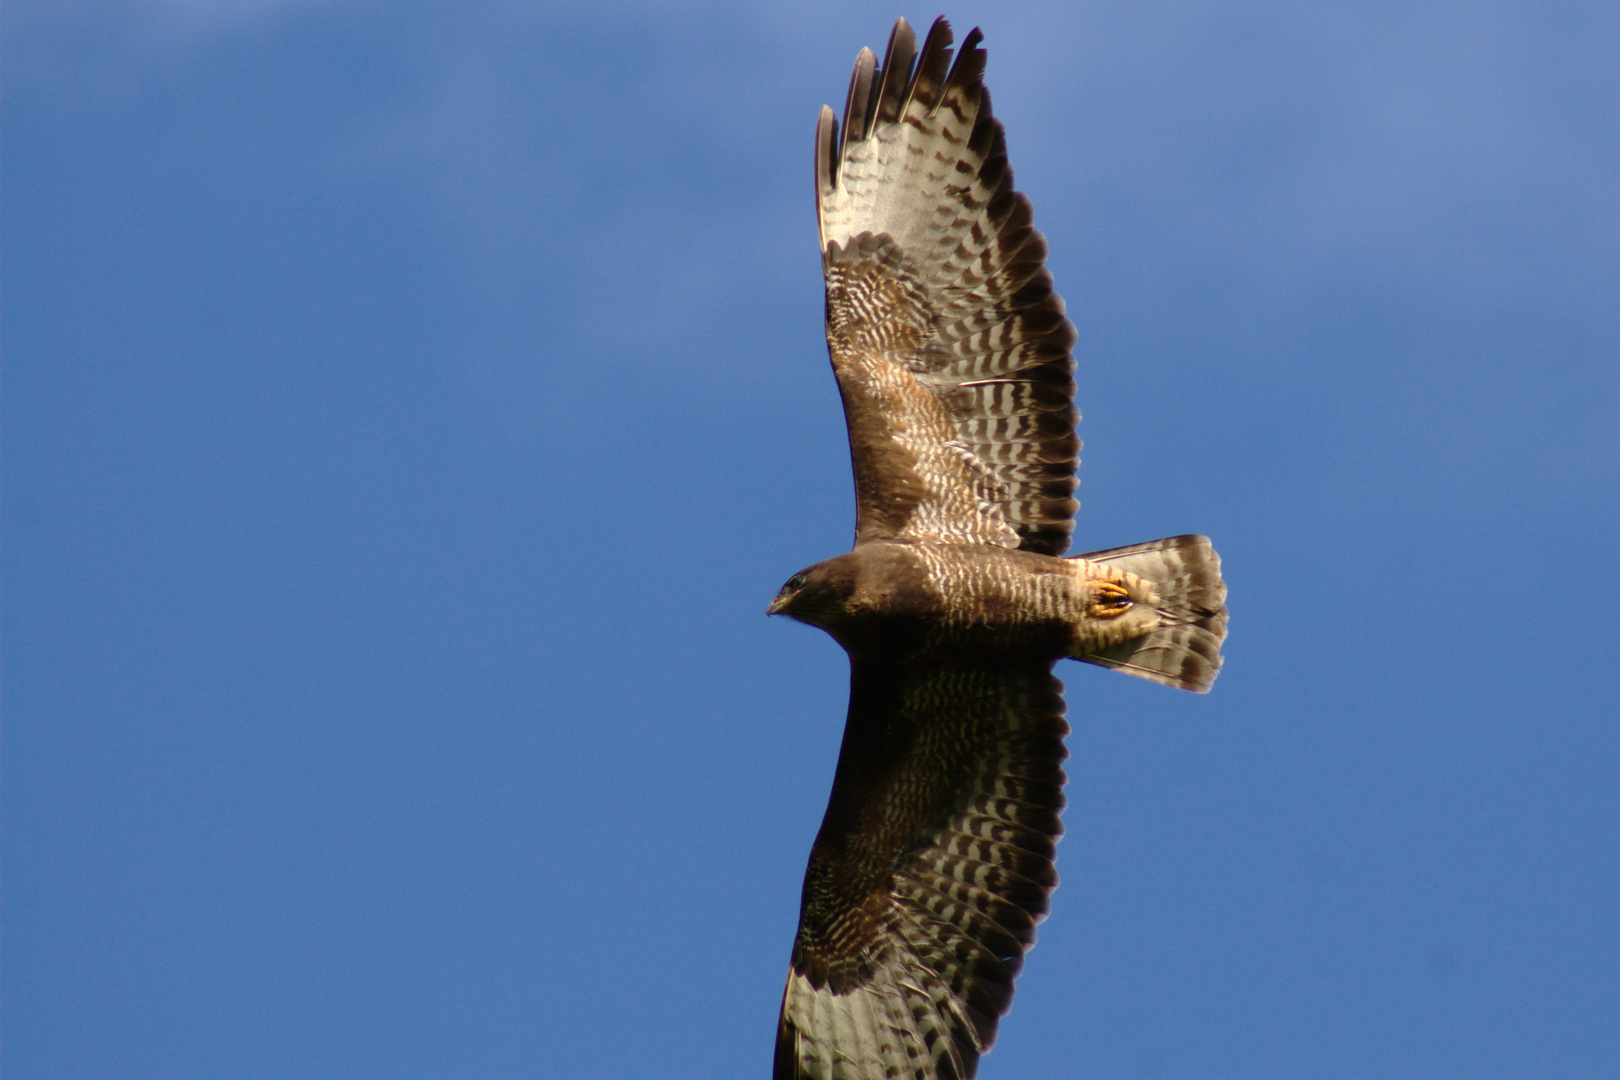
[6, 2, 1618, 1077]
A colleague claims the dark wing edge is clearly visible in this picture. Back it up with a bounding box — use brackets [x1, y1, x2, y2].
[816, 17, 1080, 556]
[774, 663, 1069, 1080]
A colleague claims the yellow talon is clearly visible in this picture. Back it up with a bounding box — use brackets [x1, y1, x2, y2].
[1088, 581, 1133, 618]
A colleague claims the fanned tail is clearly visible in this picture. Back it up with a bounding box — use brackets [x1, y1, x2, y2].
[1072, 535, 1227, 692]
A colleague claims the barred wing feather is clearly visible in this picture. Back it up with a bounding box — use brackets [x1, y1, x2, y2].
[774, 664, 1068, 1080]
[816, 17, 1080, 557]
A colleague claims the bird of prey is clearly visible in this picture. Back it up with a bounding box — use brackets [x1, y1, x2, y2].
[767, 17, 1229, 1080]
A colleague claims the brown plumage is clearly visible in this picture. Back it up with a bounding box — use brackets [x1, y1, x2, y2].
[770, 17, 1229, 1080]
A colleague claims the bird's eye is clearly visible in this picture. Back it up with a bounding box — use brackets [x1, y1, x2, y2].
[786, 573, 808, 592]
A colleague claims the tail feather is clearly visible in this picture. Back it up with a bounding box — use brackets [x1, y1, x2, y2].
[1073, 535, 1227, 692]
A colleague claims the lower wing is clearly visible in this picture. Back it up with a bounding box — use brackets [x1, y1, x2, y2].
[776, 662, 1068, 1080]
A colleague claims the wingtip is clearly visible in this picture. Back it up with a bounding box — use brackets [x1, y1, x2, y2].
[875, 16, 919, 124]
[945, 25, 988, 98]
[814, 105, 837, 241]
[910, 15, 956, 115]
[841, 46, 877, 147]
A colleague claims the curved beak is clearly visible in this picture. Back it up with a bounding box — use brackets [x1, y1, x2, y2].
[766, 594, 789, 616]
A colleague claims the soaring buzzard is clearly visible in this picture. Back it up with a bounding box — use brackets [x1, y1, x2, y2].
[768, 17, 1228, 1080]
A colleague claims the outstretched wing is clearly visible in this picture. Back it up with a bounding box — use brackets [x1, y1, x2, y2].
[817, 18, 1079, 557]
[775, 663, 1068, 1080]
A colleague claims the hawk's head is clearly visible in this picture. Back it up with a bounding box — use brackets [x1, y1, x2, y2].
[767, 558, 857, 628]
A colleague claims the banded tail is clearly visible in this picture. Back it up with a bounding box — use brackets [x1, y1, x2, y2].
[1073, 535, 1228, 692]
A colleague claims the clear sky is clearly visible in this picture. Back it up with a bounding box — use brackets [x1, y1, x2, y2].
[6, 2, 1618, 1077]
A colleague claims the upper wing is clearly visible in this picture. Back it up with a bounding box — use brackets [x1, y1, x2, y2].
[817, 18, 1079, 556]
[775, 663, 1068, 1080]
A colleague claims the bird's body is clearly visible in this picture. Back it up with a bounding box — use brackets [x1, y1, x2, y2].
[773, 539, 1178, 667]
[769, 17, 1228, 1079]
